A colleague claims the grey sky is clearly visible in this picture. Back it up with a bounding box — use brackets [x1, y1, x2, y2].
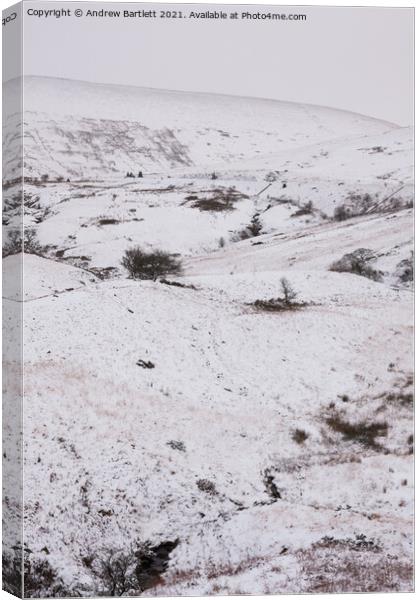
[22, 2, 414, 125]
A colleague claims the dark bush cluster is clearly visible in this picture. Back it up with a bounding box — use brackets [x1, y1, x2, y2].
[188, 187, 248, 212]
[196, 478, 217, 495]
[122, 247, 183, 280]
[3, 229, 49, 258]
[330, 248, 382, 281]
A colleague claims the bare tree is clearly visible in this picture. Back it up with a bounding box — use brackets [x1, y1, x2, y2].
[92, 549, 137, 597]
[280, 277, 297, 305]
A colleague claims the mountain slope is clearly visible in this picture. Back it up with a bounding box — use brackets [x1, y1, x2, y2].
[3, 76, 399, 179]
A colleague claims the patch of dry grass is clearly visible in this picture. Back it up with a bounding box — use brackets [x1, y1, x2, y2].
[297, 538, 413, 593]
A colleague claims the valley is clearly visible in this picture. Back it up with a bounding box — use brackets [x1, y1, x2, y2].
[2, 76, 414, 596]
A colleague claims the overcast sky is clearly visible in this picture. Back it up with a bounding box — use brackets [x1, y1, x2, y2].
[22, 2, 414, 125]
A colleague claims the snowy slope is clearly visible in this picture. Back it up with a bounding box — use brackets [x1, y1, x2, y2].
[3, 76, 400, 179]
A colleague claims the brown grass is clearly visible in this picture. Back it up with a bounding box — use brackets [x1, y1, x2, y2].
[297, 541, 413, 593]
[325, 414, 388, 449]
[249, 298, 307, 312]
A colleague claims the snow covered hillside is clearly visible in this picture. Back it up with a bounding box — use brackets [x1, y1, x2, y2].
[3, 75, 402, 180]
[2, 77, 414, 596]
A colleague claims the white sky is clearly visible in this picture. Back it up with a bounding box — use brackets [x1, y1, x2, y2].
[21, 2, 414, 125]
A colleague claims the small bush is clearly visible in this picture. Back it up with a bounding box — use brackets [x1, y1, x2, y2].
[292, 428, 309, 444]
[265, 171, 279, 182]
[334, 204, 353, 221]
[330, 248, 382, 281]
[395, 252, 413, 283]
[136, 359, 155, 369]
[237, 214, 263, 240]
[122, 247, 183, 281]
[407, 434, 413, 454]
[263, 469, 281, 500]
[196, 479, 217, 495]
[167, 440, 186, 452]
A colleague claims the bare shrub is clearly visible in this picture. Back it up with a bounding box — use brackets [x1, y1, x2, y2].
[280, 277, 297, 304]
[89, 540, 179, 595]
[122, 247, 183, 281]
[91, 548, 137, 596]
[330, 248, 382, 281]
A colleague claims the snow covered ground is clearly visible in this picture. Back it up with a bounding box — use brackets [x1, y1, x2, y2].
[2, 77, 414, 596]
